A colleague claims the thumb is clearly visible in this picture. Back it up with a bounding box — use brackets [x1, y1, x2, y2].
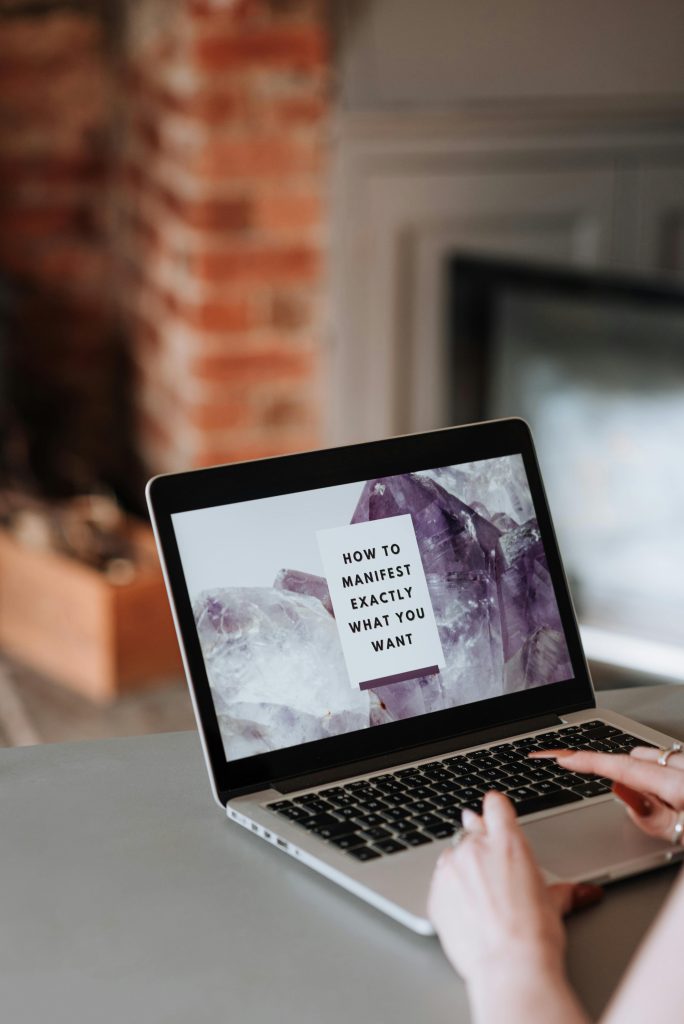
[548, 882, 603, 917]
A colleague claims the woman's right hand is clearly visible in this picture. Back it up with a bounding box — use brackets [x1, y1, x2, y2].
[530, 744, 684, 842]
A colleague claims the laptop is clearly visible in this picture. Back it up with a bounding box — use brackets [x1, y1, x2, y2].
[147, 417, 684, 934]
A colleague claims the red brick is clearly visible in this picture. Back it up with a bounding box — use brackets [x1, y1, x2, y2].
[191, 347, 315, 382]
[181, 297, 254, 332]
[191, 137, 322, 180]
[274, 95, 327, 123]
[156, 88, 244, 125]
[190, 26, 327, 70]
[195, 245, 320, 282]
[162, 192, 254, 232]
[253, 194, 322, 232]
[186, 400, 253, 431]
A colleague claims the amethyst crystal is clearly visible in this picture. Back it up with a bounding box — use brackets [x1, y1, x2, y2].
[194, 587, 370, 759]
[274, 568, 334, 616]
[352, 467, 571, 717]
[503, 626, 572, 691]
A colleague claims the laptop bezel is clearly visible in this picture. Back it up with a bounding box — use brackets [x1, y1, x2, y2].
[147, 418, 595, 805]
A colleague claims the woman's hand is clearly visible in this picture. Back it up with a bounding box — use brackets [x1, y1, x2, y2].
[530, 745, 684, 841]
[428, 791, 601, 983]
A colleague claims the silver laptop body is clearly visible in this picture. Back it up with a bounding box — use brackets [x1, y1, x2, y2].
[147, 419, 683, 934]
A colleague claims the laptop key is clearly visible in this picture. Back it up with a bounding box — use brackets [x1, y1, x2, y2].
[382, 807, 412, 823]
[359, 798, 389, 812]
[534, 781, 562, 795]
[347, 846, 381, 862]
[299, 812, 340, 831]
[374, 839, 407, 855]
[381, 792, 410, 807]
[422, 823, 456, 839]
[502, 774, 533, 788]
[453, 787, 484, 801]
[514, 790, 583, 816]
[573, 782, 610, 798]
[393, 818, 419, 835]
[411, 812, 446, 828]
[402, 831, 433, 847]
[300, 799, 333, 814]
[330, 833, 366, 850]
[438, 807, 463, 823]
[403, 786, 436, 800]
[335, 806, 361, 819]
[523, 767, 553, 782]
[431, 793, 458, 809]
[405, 799, 436, 815]
[506, 787, 539, 802]
[353, 813, 386, 828]
[268, 800, 293, 811]
[314, 822, 360, 840]
[272, 805, 310, 821]
[360, 826, 393, 842]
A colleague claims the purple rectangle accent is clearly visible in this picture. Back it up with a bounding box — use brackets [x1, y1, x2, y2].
[358, 666, 440, 691]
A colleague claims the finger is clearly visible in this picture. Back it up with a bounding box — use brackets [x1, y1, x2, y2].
[530, 750, 684, 807]
[611, 781, 653, 817]
[461, 808, 485, 834]
[482, 790, 517, 840]
[630, 746, 684, 771]
[548, 882, 603, 916]
[612, 782, 678, 840]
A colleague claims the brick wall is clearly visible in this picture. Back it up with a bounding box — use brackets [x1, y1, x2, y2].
[0, 0, 331, 488]
[118, 0, 330, 473]
[0, 3, 118, 487]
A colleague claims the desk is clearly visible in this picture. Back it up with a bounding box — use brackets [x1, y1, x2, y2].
[1, 685, 682, 1024]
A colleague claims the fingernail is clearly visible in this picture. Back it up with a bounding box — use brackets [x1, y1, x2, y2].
[612, 782, 653, 817]
[574, 884, 603, 909]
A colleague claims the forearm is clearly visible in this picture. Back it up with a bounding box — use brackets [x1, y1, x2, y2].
[467, 956, 589, 1024]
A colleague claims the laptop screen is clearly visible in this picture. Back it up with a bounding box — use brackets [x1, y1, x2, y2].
[171, 452, 573, 764]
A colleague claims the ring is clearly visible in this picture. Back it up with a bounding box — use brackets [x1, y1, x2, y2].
[451, 827, 470, 851]
[658, 742, 682, 766]
[672, 811, 684, 845]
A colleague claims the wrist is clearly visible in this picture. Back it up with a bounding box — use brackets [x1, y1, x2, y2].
[467, 943, 566, 992]
[466, 948, 579, 1024]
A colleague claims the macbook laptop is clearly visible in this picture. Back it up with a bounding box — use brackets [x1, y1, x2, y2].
[147, 418, 684, 934]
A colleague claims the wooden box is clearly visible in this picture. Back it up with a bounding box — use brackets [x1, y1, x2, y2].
[0, 525, 183, 702]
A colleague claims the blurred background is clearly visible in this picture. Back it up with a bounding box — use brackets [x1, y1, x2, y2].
[0, 0, 683, 746]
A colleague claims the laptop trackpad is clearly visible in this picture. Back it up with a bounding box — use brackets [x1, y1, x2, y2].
[521, 797, 675, 882]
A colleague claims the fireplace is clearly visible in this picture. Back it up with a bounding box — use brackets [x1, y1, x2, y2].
[445, 255, 684, 680]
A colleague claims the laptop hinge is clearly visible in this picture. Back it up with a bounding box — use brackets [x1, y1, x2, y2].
[271, 712, 562, 794]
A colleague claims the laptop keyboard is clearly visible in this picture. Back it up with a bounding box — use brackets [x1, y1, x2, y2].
[266, 720, 656, 862]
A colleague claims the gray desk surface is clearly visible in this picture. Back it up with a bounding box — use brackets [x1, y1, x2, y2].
[2, 685, 683, 1024]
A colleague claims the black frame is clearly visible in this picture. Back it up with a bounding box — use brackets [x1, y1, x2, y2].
[447, 254, 684, 425]
[148, 418, 595, 805]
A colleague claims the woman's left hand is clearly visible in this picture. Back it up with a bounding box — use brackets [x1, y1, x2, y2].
[428, 791, 602, 982]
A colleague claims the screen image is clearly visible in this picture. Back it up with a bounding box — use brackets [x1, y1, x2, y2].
[172, 454, 573, 762]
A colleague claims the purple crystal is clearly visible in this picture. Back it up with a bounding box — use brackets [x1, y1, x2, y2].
[503, 626, 573, 691]
[194, 587, 371, 759]
[274, 568, 334, 616]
